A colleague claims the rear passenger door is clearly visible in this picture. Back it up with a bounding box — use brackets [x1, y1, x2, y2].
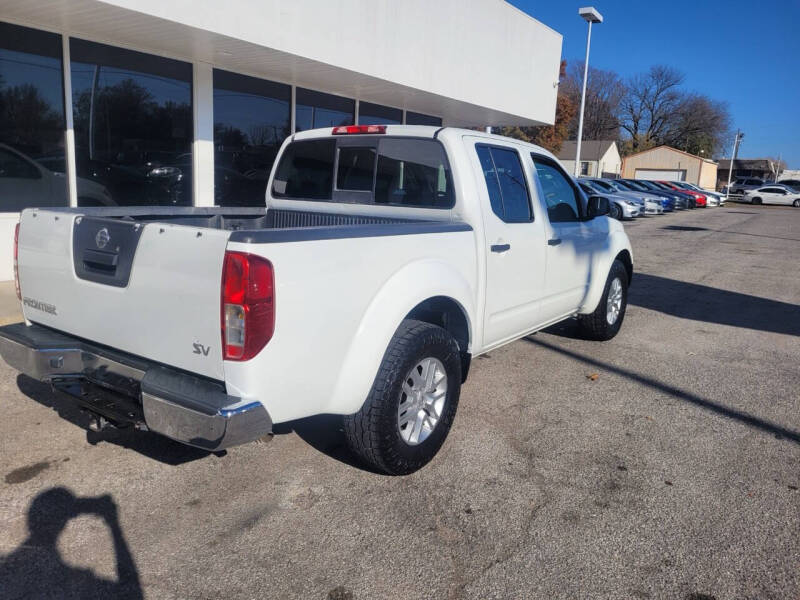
[530, 155, 597, 322]
[471, 141, 547, 347]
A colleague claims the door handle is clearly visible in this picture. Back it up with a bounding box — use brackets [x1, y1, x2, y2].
[548, 238, 562, 246]
[490, 243, 511, 253]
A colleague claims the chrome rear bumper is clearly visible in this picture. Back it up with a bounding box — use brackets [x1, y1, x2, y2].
[0, 323, 272, 451]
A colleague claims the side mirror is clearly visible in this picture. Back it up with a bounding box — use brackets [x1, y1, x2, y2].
[587, 195, 610, 218]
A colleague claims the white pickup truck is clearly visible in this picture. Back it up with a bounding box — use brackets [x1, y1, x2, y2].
[0, 125, 633, 474]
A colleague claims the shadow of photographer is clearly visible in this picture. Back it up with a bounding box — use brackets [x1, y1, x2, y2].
[0, 487, 143, 600]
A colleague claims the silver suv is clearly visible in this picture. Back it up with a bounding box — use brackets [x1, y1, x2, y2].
[728, 177, 765, 195]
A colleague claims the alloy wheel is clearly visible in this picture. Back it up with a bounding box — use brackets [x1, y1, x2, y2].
[397, 357, 448, 445]
[606, 278, 623, 325]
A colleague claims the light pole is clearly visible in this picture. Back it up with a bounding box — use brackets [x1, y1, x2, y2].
[574, 6, 603, 177]
[725, 130, 744, 197]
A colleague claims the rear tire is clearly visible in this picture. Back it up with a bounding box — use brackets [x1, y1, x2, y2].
[793, 199, 800, 207]
[577, 260, 629, 341]
[344, 320, 461, 475]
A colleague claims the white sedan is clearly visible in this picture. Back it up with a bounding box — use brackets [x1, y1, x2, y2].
[744, 185, 800, 207]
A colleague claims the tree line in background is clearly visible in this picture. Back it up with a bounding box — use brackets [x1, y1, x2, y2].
[499, 60, 733, 159]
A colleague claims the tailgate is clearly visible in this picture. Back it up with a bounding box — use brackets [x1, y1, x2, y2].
[16, 209, 229, 381]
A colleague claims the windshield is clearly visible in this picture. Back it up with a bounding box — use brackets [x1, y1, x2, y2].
[623, 180, 648, 191]
[603, 180, 626, 192]
[589, 180, 615, 192]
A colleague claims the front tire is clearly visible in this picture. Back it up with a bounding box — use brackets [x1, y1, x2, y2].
[751, 197, 762, 205]
[577, 260, 629, 341]
[793, 199, 800, 207]
[344, 320, 462, 475]
[610, 202, 623, 220]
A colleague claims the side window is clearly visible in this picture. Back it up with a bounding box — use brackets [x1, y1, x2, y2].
[531, 156, 581, 223]
[475, 146, 503, 218]
[475, 144, 532, 223]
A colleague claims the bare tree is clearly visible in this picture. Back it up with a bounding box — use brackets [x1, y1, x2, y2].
[662, 94, 732, 157]
[562, 62, 625, 141]
[619, 65, 685, 153]
[619, 65, 731, 158]
[766, 157, 787, 181]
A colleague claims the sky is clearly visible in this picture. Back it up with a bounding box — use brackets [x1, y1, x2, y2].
[509, 0, 800, 168]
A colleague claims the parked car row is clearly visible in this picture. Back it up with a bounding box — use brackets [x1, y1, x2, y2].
[576, 176, 726, 221]
[723, 177, 800, 206]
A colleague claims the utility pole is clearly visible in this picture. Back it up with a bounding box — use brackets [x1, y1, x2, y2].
[725, 129, 744, 197]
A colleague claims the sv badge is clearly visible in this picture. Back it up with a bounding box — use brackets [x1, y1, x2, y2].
[192, 343, 210, 356]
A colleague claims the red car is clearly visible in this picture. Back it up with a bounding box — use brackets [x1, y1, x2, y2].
[657, 181, 707, 207]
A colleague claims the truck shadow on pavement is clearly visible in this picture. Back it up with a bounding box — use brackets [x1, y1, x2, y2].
[273, 415, 387, 475]
[0, 487, 143, 600]
[16, 375, 216, 466]
[525, 336, 800, 446]
[628, 273, 800, 337]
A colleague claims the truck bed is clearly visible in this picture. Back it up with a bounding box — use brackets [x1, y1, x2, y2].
[35, 206, 412, 231]
[18, 205, 472, 385]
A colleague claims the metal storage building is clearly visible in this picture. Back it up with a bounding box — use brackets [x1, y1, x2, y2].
[621, 146, 718, 189]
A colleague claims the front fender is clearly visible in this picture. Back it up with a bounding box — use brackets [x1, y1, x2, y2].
[578, 223, 633, 315]
[326, 259, 475, 416]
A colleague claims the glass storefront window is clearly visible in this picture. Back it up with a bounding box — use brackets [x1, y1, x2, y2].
[70, 39, 192, 206]
[0, 22, 67, 211]
[295, 87, 354, 132]
[406, 111, 442, 127]
[358, 101, 402, 126]
[213, 69, 290, 206]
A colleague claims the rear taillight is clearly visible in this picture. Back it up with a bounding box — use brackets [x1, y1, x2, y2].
[221, 251, 275, 361]
[331, 125, 387, 135]
[13, 223, 20, 300]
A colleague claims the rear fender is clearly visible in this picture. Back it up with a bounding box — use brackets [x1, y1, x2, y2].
[326, 259, 475, 415]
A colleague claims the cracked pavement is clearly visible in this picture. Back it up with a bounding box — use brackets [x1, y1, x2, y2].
[1, 204, 798, 599]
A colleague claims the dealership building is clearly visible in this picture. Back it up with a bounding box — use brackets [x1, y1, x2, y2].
[0, 0, 561, 280]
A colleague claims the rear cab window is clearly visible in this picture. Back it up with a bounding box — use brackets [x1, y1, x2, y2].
[272, 136, 454, 208]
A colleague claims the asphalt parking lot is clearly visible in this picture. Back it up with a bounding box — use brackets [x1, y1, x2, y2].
[1, 205, 798, 600]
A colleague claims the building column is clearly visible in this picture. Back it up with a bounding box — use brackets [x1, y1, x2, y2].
[62, 36, 78, 207]
[290, 85, 297, 134]
[192, 62, 214, 207]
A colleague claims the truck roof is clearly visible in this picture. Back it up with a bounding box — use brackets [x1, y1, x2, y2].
[291, 125, 559, 162]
